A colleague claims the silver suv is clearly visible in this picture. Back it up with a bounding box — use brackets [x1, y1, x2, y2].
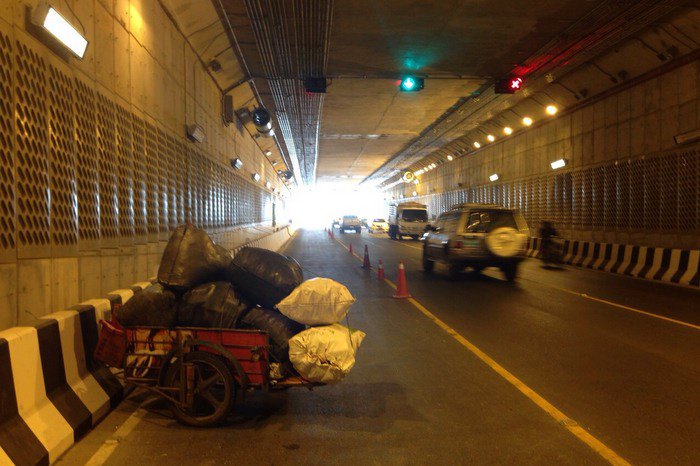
[340, 215, 362, 233]
[422, 204, 529, 281]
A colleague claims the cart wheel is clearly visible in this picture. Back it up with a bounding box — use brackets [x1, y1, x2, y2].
[164, 351, 235, 427]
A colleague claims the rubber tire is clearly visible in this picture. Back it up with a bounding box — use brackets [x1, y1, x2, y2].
[355, 228, 361, 234]
[164, 351, 235, 427]
[388, 225, 396, 240]
[502, 262, 518, 282]
[410, 235, 419, 240]
[422, 253, 434, 273]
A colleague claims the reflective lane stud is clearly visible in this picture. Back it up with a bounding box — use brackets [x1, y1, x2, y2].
[362, 245, 371, 269]
[377, 260, 385, 280]
[393, 261, 412, 298]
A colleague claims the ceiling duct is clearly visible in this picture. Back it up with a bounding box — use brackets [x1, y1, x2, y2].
[244, 0, 334, 185]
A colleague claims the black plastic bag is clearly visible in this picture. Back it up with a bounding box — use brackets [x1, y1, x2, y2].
[240, 307, 305, 362]
[226, 247, 303, 308]
[178, 282, 250, 328]
[115, 284, 178, 327]
[158, 224, 233, 292]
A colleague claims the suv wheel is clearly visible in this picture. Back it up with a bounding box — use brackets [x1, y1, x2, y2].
[355, 227, 361, 233]
[501, 262, 518, 281]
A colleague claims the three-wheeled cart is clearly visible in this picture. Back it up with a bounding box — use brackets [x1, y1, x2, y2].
[96, 324, 319, 427]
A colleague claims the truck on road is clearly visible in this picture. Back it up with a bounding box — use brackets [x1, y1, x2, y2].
[388, 202, 429, 240]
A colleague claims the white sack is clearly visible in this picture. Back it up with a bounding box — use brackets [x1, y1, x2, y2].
[288, 323, 366, 384]
[276, 278, 356, 326]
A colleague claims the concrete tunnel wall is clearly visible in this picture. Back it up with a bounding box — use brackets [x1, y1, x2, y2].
[0, 0, 290, 330]
[392, 12, 700, 251]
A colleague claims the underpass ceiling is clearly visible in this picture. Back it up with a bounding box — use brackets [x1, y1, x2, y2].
[199, 0, 690, 185]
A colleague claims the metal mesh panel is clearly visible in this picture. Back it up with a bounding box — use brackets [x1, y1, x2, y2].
[591, 167, 605, 228]
[115, 104, 134, 241]
[581, 168, 593, 228]
[15, 39, 50, 254]
[629, 159, 645, 229]
[0, 31, 15, 257]
[144, 122, 159, 237]
[603, 164, 617, 230]
[74, 79, 100, 245]
[561, 173, 572, 229]
[658, 154, 678, 231]
[677, 151, 697, 231]
[96, 93, 118, 242]
[571, 170, 583, 229]
[131, 116, 147, 239]
[616, 161, 630, 230]
[644, 158, 660, 230]
[166, 135, 185, 227]
[156, 129, 169, 236]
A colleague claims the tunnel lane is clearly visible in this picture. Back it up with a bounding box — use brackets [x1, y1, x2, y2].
[333, 229, 700, 465]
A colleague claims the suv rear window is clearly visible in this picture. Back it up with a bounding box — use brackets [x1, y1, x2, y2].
[343, 216, 358, 221]
[401, 209, 428, 222]
[373, 219, 386, 223]
[465, 210, 516, 233]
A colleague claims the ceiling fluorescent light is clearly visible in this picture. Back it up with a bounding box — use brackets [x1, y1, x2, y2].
[33, 3, 88, 58]
[550, 158, 567, 170]
[489, 173, 499, 182]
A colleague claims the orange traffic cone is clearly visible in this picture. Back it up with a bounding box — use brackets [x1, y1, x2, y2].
[349, 243, 353, 255]
[361, 245, 371, 269]
[377, 260, 385, 280]
[393, 261, 411, 298]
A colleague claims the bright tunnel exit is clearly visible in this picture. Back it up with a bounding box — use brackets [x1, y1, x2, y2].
[288, 184, 387, 229]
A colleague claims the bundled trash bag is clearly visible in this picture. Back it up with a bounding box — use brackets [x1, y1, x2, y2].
[226, 247, 303, 308]
[239, 306, 305, 362]
[115, 284, 178, 327]
[178, 282, 250, 328]
[277, 278, 355, 326]
[288, 324, 365, 384]
[158, 224, 233, 292]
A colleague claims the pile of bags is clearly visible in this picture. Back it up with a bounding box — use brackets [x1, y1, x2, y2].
[115, 224, 364, 384]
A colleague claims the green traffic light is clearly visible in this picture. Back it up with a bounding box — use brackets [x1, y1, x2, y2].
[399, 76, 424, 92]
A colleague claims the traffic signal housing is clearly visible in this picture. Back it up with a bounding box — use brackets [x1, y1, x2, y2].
[495, 76, 523, 94]
[399, 76, 424, 92]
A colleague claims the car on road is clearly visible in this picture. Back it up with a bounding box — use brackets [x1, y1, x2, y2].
[332, 218, 341, 229]
[422, 204, 529, 281]
[340, 215, 362, 233]
[368, 218, 389, 233]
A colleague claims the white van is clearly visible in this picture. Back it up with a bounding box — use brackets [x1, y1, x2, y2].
[388, 202, 428, 240]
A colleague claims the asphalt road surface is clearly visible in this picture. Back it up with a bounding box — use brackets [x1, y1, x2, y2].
[58, 229, 699, 466]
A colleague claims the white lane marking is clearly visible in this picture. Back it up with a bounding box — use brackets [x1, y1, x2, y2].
[84, 409, 146, 466]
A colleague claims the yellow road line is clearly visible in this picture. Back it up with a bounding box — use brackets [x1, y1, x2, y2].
[332, 234, 631, 465]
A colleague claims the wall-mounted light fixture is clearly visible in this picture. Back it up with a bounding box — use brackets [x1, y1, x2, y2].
[412, 191, 418, 197]
[264, 150, 272, 156]
[32, 3, 88, 58]
[486, 134, 495, 142]
[489, 173, 500, 182]
[265, 181, 271, 189]
[503, 127, 513, 135]
[230, 158, 243, 170]
[252, 173, 261, 182]
[546, 105, 558, 116]
[522, 116, 533, 126]
[674, 128, 700, 145]
[550, 158, 567, 170]
[186, 124, 205, 143]
[473, 141, 481, 149]
[447, 155, 454, 161]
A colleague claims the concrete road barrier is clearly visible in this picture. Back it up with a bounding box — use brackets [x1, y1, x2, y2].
[527, 238, 700, 287]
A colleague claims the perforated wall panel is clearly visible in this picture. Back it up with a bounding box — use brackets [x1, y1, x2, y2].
[15, 39, 50, 257]
[115, 104, 135, 243]
[48, 64, 78, 255]
[96, 93, 119, 245]
[0, 30, 15, 261]
[74, 79, 100, 247]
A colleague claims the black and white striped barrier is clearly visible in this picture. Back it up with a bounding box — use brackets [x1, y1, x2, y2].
[0, 281, 153, 465]
[527, 238, 700, 287]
